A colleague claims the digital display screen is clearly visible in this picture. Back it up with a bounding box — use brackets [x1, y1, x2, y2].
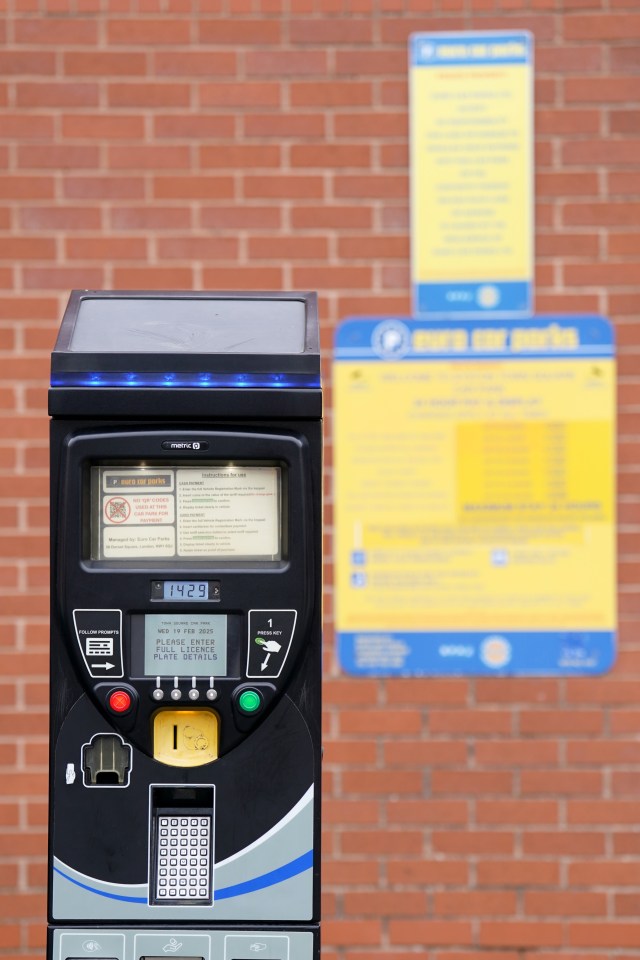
[90, 463, 281, 562]
[163, 581, 208, 600]
[143, 614, 228, 677]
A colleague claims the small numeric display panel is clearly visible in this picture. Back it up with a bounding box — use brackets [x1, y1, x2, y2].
[151, 581, 221, 602]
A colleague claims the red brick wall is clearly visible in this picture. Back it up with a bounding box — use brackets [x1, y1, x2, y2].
[1, 3, 640, 958]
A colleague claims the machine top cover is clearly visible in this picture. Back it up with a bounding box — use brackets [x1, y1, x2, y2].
[70, 296, 307, 355]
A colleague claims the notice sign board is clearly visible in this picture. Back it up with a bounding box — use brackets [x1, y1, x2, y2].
[92, 465, 281, 561]
[334, 317, 616, 676]
[410, 31, 533, 317]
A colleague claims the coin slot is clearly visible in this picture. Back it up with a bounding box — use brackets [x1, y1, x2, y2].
[152, 709, 219, 768]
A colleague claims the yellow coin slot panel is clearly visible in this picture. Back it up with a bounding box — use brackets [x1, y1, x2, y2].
[153, 709, 219, 767]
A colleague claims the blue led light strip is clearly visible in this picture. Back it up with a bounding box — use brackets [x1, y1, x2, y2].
[51, 371, 320, 389]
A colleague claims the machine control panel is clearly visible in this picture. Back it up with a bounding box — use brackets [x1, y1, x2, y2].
[55, 428, 313, 764]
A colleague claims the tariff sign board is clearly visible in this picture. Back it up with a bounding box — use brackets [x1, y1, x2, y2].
[334, 316, 616, 676]
[410, 31, 534, 317]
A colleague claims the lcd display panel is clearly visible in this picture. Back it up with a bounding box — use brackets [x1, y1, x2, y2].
[90, 464, 281, 561]
[143, 614, 228, 677]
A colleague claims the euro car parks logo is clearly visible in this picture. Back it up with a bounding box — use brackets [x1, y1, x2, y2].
[371, 320, 411, 359]
[476, 284, 501, 309]
[480, 635, 512, 669]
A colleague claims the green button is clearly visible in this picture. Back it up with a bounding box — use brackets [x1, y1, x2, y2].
[238, 689, 262, 714]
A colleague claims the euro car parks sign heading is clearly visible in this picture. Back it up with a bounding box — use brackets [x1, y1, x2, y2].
[333, 316, 616, 676]
[410, 31, 534, 317]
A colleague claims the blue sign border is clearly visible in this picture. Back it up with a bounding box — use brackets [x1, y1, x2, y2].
[411, 32, 532, 67]
[335, 315, 614, 362]
[334, 315, 616, 677]
[338, 631, 616, 678]
[415, 281, 532, 318]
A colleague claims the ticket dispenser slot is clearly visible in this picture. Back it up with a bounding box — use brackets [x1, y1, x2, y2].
[47, 291, 321, 960]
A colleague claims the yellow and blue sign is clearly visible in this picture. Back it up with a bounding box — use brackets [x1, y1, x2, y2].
[410, 31, 534, 317]
[334, 316, 616, 676]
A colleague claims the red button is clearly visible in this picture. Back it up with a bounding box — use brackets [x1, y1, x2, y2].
[109, 690, 132, 713]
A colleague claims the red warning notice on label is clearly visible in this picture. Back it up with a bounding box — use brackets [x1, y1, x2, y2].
[104, 497, 131, 524]
[103, 494, 175, 526]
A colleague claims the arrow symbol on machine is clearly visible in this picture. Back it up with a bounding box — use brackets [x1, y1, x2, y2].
[254, 636, 282, 671]
[91, 662, 115, 671]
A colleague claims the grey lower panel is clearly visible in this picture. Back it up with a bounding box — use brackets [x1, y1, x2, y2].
[52, 787, 314, 922]
[52, 927, 315, 960]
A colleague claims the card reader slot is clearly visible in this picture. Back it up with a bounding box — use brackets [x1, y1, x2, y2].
[82, 734, 131, 786]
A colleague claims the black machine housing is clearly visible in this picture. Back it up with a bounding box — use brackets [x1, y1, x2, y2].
[48, 292, 322, 960]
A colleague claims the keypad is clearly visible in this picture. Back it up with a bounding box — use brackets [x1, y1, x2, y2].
[155, 816, 211, 902]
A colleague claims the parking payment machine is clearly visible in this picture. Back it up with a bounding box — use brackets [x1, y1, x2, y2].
[47, 292, 322, 960]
